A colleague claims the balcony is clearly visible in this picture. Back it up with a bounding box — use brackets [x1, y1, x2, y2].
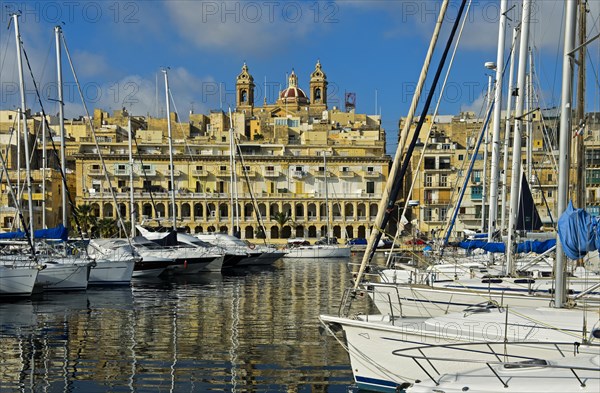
[215, 169, 230, 177]
[339, 170, 355, 178]
[263, 170, 280, 177]
[135, 168, 157, 176]
[422, 199, 451, 206]
[239, 169, 258, 178]
[291, 170, 307, 179]
[166, 169, 181, 177]
[114, 168, 130, 176]
[363, 170, 379, 178]
[88, 167, 103, 176]
[192, 169, 208, 177]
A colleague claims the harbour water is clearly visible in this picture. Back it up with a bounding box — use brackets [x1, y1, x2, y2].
[0, 255, 375, 392]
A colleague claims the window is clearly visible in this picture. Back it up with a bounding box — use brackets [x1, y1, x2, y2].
[424, 157, 436, 169]
[342, 167, 350, 172]
[439, 207, 448, 221]
[222, 136, 226, 142]
[423, 207, 433, 221]
[243, 165, 251, 172]
[318, 166, 325, 172]
[458, 154, 464, 161]
[366, 181, 375, 194]
[117, 164, 126, 170]
[295, 166, 303, 171]
[425, 174, 433, 187]
[367, 166, 374, 173]
[196, 165, 203, 170]
[471, 186, 483, 200]
[442, 144, 451, 150]
[472, 170, 482, 183]
[548, 191, 553, 197]
[220, 166, 227, 171]
[440, 174, 448, 187]
[547, 173, 553, 182]
[439, 157, 451, 169]
[266, 165, 275, 171]
[142, 164, 151, 170]
[91, 164, 100, 170]
[143, 180, 152, 190]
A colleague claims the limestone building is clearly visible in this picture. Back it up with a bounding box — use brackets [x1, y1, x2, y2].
[72, 62, 390, 242]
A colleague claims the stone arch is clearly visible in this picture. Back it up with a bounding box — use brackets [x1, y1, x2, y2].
[357, 203, 366, 218]
[207, 203, 216, 219]
[207, 225, 216, 232]
[141, 203, 152, 218]
[258, 203, 267, 217]
[295, 225, 304, 238]
[118, 203, 127, 219]
[103, 203, 114, 218]
[219, 203, 229, 217]
[155, 203, 165, 218]
[281, 226, 292, 239]
[271, 226, 279, 239]
[319, 203, 327, 217]
[168, 203, 178, 218]
[90, 203, 100, 217]
[307, 203, 317, 218]
[308, 225, 317, 237]
[358, 225, 366, 238]
[320, 225, 327, 237]
[219, 225, 228, 233]
[195, 226, 203, 233]
[345, 225, 354, 239]
[344, 203, 354, 217]
[244, 203, 253, 218]
[181, 203, 191, 218]
[194, 203, 203, 219]
[333, 225, 341, 239]
[282, 203, 292, 217]
[245, 226, 254, 239]
[269, 203, 279, 216]
[369, 203, 378, 217]
[295, 203, 304, 217]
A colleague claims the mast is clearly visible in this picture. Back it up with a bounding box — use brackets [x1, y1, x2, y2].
[526, 48, 533, 184]
[228, 108, 237, 237]
[55, 26, 67, 227]
[487, 0, 508, 241]
[555, 0, 578, 308]
[128, 118, 136, 238]
[506, 0, 532, 275]
[13, 13, 35, 239]
[574, 0, 587, 207]
[323, 152, 330, 241]
[42, 118, 47, 228]
[481, 69, 493, 232]
[354, 0, 451, 287]
[501, 27, 519, 232]
[162, 69, 177, 230]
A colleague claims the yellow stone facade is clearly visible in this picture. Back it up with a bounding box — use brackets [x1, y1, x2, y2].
[69, 62, 390, 242]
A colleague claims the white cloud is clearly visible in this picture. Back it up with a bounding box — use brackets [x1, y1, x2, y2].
[71, 51, 111, 78]
[62, 67, 216, 122]
[163, 1, 327, 55]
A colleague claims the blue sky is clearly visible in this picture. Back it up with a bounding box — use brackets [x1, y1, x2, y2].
[1, 1, 599, 153]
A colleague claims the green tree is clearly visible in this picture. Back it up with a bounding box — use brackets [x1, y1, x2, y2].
[272, 211, 291, 239]
[71, 204, 97, 236]
[96, 218, 117, 238]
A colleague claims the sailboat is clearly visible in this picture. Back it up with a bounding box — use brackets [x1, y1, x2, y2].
[284, 152, 351, 258]
[319, 1, 600, 392]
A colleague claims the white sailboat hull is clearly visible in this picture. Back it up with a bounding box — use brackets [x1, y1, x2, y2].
[284, 245, 351, 259]
[35, 259, 90, 291]
[0, 265, 39, 297]
[89, 259, 135, 285]
[367, 281, 600, 318]
[320, 307, 599, 393]
[408, 354, 600, 393]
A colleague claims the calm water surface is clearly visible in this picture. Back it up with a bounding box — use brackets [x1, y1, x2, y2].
[0, 255, 376, 392]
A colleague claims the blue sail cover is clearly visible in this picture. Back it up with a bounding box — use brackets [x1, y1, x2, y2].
[0, 224, 68, 241]
[557, 201, 598, 259]
[458, 239, 556, 254]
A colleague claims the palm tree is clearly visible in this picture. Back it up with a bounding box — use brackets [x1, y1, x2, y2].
[272, 211, 291, 239]
[71, 204, 97, 236]
[96, 218, 117, 238]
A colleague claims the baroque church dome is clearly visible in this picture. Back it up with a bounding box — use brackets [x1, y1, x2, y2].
[279, 70, 309, 104]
